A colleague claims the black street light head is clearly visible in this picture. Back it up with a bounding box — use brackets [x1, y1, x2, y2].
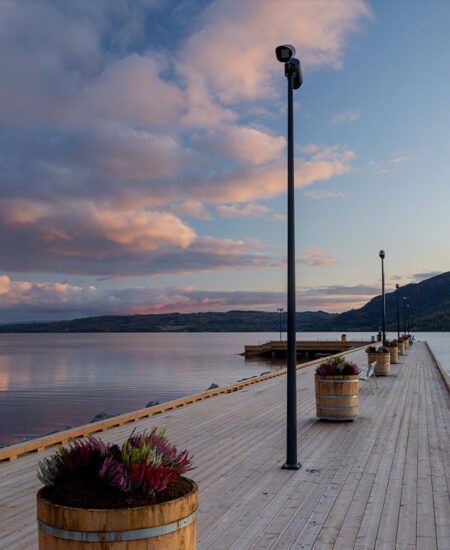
[396, 283, 400, 289]
[379, 250, 385, 259]
[290, 58, 303, 89]
[275, 44, 296, 63]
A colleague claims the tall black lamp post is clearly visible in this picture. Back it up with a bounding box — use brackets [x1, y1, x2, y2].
[395, 284, 400, 340]
[406, 304, 410, 335]
[277, 307, 284, 341]
[379, 250, 386, 346]
[275, 44, 302, 470]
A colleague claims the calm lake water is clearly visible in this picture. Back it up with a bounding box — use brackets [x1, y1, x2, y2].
[1, 331, 448, 446]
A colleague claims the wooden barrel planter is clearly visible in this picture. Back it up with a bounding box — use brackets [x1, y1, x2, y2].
[388, 345, 399, 364]
[315, 374, 359, 421]
[367, 352, 378, 365]
[397, 340, 405, 355]
[37, 479, 198, 550]
[374, 353, 391, 376]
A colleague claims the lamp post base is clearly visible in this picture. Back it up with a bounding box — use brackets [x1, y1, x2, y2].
[282, 462, 301, 470]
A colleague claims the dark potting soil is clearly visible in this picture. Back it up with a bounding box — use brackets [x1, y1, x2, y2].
[41, 476, 193, 509]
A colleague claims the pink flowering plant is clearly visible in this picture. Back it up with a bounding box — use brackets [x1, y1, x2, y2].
[315, 355, 360, 376]
[37, 427, 193, 496]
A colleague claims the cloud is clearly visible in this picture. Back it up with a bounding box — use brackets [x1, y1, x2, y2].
[189, 145, 355, 204]
[0, 278, 380, 322]
[217, 203, 272, 218]
[71, 125, 190, 182]
[368, 160, 389, 175]
[191, 127, 286, 165]
[182, 0, 371, 104]
[0, 0, 365, 282]
[390, 151, 414, 164]
[331, 110, 360, 124]
[0, 203, 274, 276]
[298, 248, 339, 267]
[304, 190, 346, 199]
[170, 200, 212, 220]
[0, 275, 95, 321]
[84, 54, 184, 126]
[412, 271, 442, 282]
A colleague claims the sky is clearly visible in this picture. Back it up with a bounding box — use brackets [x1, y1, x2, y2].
[0, 0, 449, 322]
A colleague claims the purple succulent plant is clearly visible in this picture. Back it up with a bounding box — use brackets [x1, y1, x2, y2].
[316, 356, 360, 376]
[38, 427, 194, 496]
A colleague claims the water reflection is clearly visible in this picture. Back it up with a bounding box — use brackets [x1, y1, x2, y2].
[0, 332, 283, 446]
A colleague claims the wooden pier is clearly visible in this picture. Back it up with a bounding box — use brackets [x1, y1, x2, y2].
[244, 336, 374, 358]
[1, 341, 449, 549]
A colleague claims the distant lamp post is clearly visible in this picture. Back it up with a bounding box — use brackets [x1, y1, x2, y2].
[406, 304, 410, 335]
[379, 250, 386, 346]
[275, 43, 303, 471]
[277, 308, 284, 341]
[396, 284, 400, 340]
[403, 297, 407, 336]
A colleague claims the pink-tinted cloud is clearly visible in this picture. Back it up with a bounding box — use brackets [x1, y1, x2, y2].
[217, 203, 272, 219]
[86, 206, 197, 251]
[0, 201, 274, 276]
[0, 1, 363, 284]
[0, 275, 92, 311]
[0, 278, 379, 322]
[298, 248, 339, 267]
[170, 200, 212, 220]
[182, 0, 371, 103]
[190, 145, 355, 204]
[191, 127, 286, 165]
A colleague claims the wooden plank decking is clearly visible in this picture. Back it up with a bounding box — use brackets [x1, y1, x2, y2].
[1, 341, 449, 549]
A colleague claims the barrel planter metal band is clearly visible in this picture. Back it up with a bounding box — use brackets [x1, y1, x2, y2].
[315, 374, 359, 421]
[37, 510, 197, 542]
[37, 478, 198, 549]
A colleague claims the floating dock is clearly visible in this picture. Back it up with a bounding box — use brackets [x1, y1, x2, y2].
[1, 341, 449, 549]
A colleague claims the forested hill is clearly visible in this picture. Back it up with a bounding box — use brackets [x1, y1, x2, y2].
[0, 271, 449, 332]
[0, 310, 336, 333]
[315, 270, 450, 332]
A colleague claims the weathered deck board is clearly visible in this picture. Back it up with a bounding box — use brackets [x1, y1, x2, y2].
[0, 342, 449, 550]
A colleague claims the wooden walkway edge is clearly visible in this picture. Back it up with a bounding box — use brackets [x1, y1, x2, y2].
[0, 341, 449, 549]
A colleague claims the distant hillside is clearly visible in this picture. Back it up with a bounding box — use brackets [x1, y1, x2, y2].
[0, 271, 449, 332]
[0, 310, 337, 333]
[312, 271, 450, 331]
